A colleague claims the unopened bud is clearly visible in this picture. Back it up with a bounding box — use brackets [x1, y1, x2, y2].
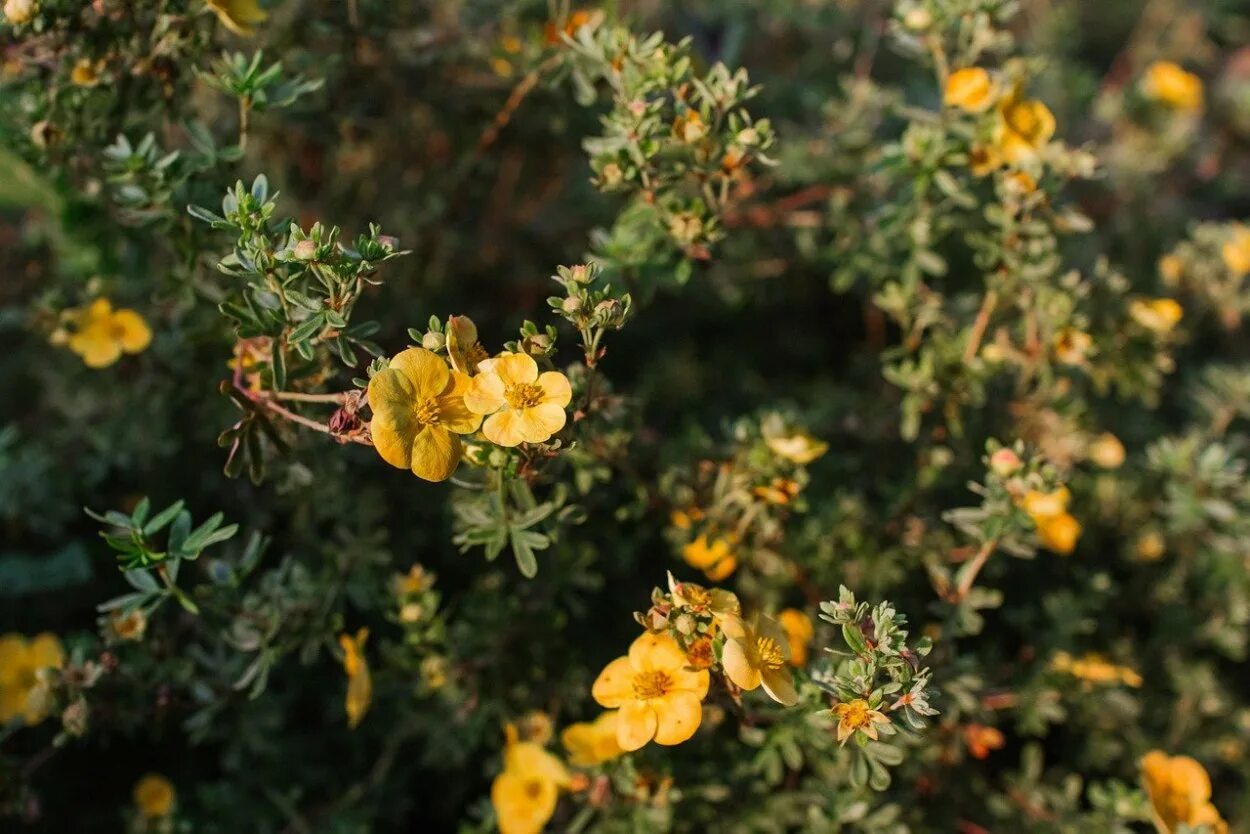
[292, 239, 317, 261]
[422, 331, 446, 351]
[989, 448, 1022, 477]
[673, 613, 696, 635]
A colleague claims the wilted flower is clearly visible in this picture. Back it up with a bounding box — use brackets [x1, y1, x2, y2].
[666, 573, 740, 622]
[721, 614, 798, 705]
[464, 352, 571, 447]
[944, 67, 996, 113]
[1140, 61, 1204, 113]
[831, 698, 890, 744]
[338, 628, 372, 728]
[591, 631, 709, 750]
[561, 711, 624, 767]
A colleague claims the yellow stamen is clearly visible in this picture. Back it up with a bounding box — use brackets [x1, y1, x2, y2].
[505, 382, 544, 410]
[632, 670, 673, 700]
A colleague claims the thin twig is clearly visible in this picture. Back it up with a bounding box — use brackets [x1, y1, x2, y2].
[952, 538, 999, 601]
[963, 290, 998, 363]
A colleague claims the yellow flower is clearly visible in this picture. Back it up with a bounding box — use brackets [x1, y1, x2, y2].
[1221, 225, 1250, 276]
[205, 0, 267, 37]
[338, 628, 372, 729]
[591, 631, 709, 751]
[1136, 531, 1166, 561]
[1051, 651, 1141, 687]
[1053, 328, 1093, 365]
[560, 711, 624, 767]
[968, 143, 1002, 176]
[518, 710, 554, 745]
[70, 58, 102, 87]
[368, 347, 483, 481]
[1020, 487, 1081, 555]
[446, 315, 489, 376]
[1141, 61, 1204, 113]
[3, 0, 35, 24]
[1141, 751, 1227, 834]
[944, 67, 996, 113]
[1130, 298, 1183, 335]
[777, 608, 813, 667]
[753, 477, 800, 504]
[669, 506, 704, 530]
[464, 352, 571, 447]
[65, 299, 152, 369]
[764, 431, 829, 465]
[721, 614, 799, 705]
[394, 563, 434, 595]
[0, 632, 64, 725]
[1159, 254, 1184, 286]
[682, 534, 737, 581]
[491, 724, 571, 834]
[1088, 433, 1126, 469]
[133, 773, 175, 819]
[666, 573, 740, 622]
[994, 91, 1056, 165]
[831, 698, 890, 744]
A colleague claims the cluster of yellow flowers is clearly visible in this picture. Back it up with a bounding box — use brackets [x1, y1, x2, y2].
[368, 317, 571, 482]
[51, 298, 152, 369]
[0, 632, 63, 725]
[1050, 651, 1143, 688]
[1141, 751, 1227, 834]
[943, 67, 1055, 171]
[1018, 485, 1081, 555]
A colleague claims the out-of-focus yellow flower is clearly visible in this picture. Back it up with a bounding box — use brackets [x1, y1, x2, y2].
[1136, 530, 1166, 561]
[672, 109, 707, 143]
[944, 67, 996, 113]
[682, 534, 737, 581]
[1050, 651, 1142, 687]
[3, 0, 35, 24]
[669, 506, 704, 530]
[1053, 327, 1093, 365]
[543, 8, 596, 45]
[517, 711, 554, 745]
[666, 573, 740, 622]
[753, 477, 800, 505]
[421, 654, 448, 690]
[446, 315, 488, 376]
[764, 431, 829, 465]
[0, 632, 63, 725]
[338, 628, 372, 728]
[994, 91, 1055, 165]
[368, 347, 482, 481]
[777, 608, 813, 667]
[133, 773, 175, 819]
[108, 609, 147, 642]
[64, 299, 152, 369]
[1221, 225, 1250, 276]
[1130, 298, 1183, 335]
[1141, 751, 1227, 834]
[1159, 254, 1184, 286]
[561, 711, 624, 767]
[70, 58, 102, 87]
[721, 614, 798, 705]
[491, 724, 571, 834]
[394, 563, 433, 595]
[205, 0, 267, 37]
[1020, 487, 1081, 555]
[831, 698, 889, 744]
[963, 724, 1005, 759]
[968, 144, 1002, 176]
[1088, 433, 1126, 469]
[464, 352, 571, 447]
[591, 631, 708, 751]
[1141, 61, 1204, 113]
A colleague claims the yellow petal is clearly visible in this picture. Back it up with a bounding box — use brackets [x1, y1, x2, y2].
[492, 352, 538, 386]
[491, 769, 558, 834]
[464, 371, 506, 415]
[627, 631, 686, 673]
[389, 347, 450, 399]
[0, 634, 28, 684]
[368, 366, 416, 410]
[760, 666, 798, 706]
[0, 688, 26, 723]
[536, 371, 572, 407]
[26, 634, 62, 669]
[505, 741, 570, 788]
[615, 699, 657, 751]
[515, 403, 566, 443]
[483, 409, 526, 447]
[112, 309, 152, 353]
[703, 554, 737, 581]
[651, 691, 703, 745]
[591, 656, 634, 708]
[410, 425, 462, 482]
[70, 330, 122, 368]
[721, 637, 762, 691]
[345, 663, 372, 728]
[438, 372, 484, 435]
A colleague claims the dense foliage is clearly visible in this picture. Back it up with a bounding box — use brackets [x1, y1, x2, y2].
[2, 0, 1248, 832]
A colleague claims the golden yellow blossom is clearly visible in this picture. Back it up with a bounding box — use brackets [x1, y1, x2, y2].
[1141, 61, 1204, 113]
[944, 67, 996, 113]
[968, 144, 1002, 176]
[1020, 487, 1081, 555]
[70, 58, 102, 87]
[753, 477, 800, 505]
[1221, 225, 1250, 276]
[764, 431, 829, 465]
[777, 608, 814, 667]
[722, 614, 799, 705]
[832, 698, 889, 744]
[666, 573, 740, 622]
[1130, 298, 1183, 335]
[1141, 751, 1228, 834]
[338, 628, 372, 729]
[591, 631, 709, 751]
[394, 563, 433, 595]
[133, 773, 175, 818]
[491, 724, 571, 834]
[1050, 651, 1142, 687]
[561, 711, 624, 767]
[0, 632, 63, 725]
[64, 299, 152, 369]
[682, 534, 737, 581]
[3, 0, 35, 24]
[205, 0, 267, 37]
[446, 315, 489, 376]
[1053, 328, 1093, 365]
[464, 352, 571, 447]
[1136, 531, 1166, 561]
[994, 91, 1056, 165]
[368, 347, 482, 481]
[1088, 433, 1126, 469]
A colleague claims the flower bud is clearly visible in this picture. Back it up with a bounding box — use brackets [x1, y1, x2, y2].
[422, 331, 446, 351]
[902, 7, 932, 31]
[292, 239, 317, 261]
[62, 700, 89, 737]
[599, 162, 623, 188]
[989, 448, 1022, 477]
[561, 295, 583, 315]
[673, 613, 696, 635]
[3, 0, 36, 25]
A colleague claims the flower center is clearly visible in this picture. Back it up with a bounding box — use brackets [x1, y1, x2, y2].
[841, 700, 872, 728]
[523, 779, 544, 799]
[414, 397, 441, 425]
[466, 343, 488, 368]
[755, 636, 785, 670]
[680, 585, 711, 609]
[504, 382, 544, 410]
[632, 670, 674, 700]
